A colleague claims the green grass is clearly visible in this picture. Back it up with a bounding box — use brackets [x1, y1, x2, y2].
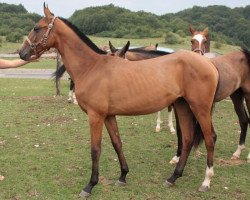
[0, 78, 249, 200]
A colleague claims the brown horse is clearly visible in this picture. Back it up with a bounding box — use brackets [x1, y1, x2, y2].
[172, 48, 250, 164]
[19, 4, 219, 196]
[170, 25, 250, 165]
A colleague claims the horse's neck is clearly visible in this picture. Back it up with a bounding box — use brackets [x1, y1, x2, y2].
[55, 22, 101, 81]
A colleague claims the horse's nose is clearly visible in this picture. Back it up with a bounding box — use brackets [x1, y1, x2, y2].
[19, 51, 29, 61]
[19, 51, 26, 60]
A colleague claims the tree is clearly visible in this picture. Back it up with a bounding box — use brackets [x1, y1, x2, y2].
[6, 32, 23, 43]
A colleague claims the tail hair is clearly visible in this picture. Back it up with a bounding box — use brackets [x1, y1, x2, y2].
[193, 117, 204, 149]
[52, 64, 66, 81]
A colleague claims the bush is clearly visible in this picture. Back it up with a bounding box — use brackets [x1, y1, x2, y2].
[6, 32, 23, 43]
[213, 42, 222, 49]
[165, 32, 181, 44]
[176, 29, 186, 37]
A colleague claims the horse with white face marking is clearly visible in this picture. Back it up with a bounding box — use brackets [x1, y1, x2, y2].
[189, 25, 210, 55]
[170, 25, 250, 165]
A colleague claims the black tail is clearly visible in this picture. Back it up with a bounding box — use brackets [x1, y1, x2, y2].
[52, 64, 66, 81]
[193, 118, 204, 149]
[193, 102, 217, 149]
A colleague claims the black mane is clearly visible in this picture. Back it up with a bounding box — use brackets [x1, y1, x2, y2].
[128, 48, 171, 56]
[59, 17, 106, 55]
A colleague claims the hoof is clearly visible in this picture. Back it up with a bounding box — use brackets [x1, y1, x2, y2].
[155, 127, 161, 132]
[170, 131, 176, 135]
[164, 180, 174, 188]
[79, 190, 91, 198]
[169, 159, 178, 165]
[198, 185, 210, 192]
[68, 99, 73, 103]
[231, 155, 239, 160]
[115, 180, 126, 186]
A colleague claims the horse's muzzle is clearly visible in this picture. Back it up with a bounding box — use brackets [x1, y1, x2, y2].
[19, 49, 32, 61]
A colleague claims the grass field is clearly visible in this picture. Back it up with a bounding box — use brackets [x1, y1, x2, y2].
[0, 78, 249, 200]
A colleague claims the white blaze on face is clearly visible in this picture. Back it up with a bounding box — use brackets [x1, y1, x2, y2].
[192, 34, 204, 52]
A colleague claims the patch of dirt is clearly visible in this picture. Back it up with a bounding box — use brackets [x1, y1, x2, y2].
[217, 158, 246, 166]
[99, 176, 113, 186]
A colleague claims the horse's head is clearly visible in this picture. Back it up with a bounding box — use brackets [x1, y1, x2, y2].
[19, 3, 57, 61]
[108, 41, 130, 59]
[189, 25, 209, 55]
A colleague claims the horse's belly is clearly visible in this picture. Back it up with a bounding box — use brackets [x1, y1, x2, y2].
[108, 92, 178, 115]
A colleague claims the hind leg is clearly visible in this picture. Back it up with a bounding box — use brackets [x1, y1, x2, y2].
[68, 79, 74, 103]
[243, 92, 250, 163]
[230, 90, 248, 160]
[168, 106, 176, 134]
[191, 107, 216, 192]
[169, 108, 182, 164]
[165, 98, 194, 185]
[198, 124, 216, 192]
[71, 81, 78, 104]
[104, 116, 129, 184]
[155, 111, 162, 132]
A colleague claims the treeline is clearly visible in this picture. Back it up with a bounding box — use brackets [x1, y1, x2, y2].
[0, 3, 249, 48]
[0, 3, 41, 43]
[70, 4, 250, 47]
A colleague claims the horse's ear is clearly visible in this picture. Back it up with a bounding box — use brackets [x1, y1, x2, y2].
[203, 27, 209, 36]
[155, 43, 158, 50]
[119, 41, 130, 56]
[43, 2, 53, 19]
[109, 41, 117, 53]
[189, 25, 195, 35]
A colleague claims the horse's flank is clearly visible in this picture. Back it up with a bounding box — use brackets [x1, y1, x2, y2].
[211, 49, 250, 101]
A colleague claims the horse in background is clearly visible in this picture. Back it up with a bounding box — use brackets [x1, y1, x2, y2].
[170, 26, 250, 165]
[20, 5, 219, 195]
[189, 25, 210, 55]
[156, 25, 211, 135]
[189, 25, 250, 162]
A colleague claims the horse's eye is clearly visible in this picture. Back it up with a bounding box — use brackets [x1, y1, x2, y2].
[33, 27, 40, 33]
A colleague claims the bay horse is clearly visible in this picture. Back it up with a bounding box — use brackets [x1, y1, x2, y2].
[108, 41, 176, 134]
[19, 4, 219, 196]
[169, 26, 250, 165]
